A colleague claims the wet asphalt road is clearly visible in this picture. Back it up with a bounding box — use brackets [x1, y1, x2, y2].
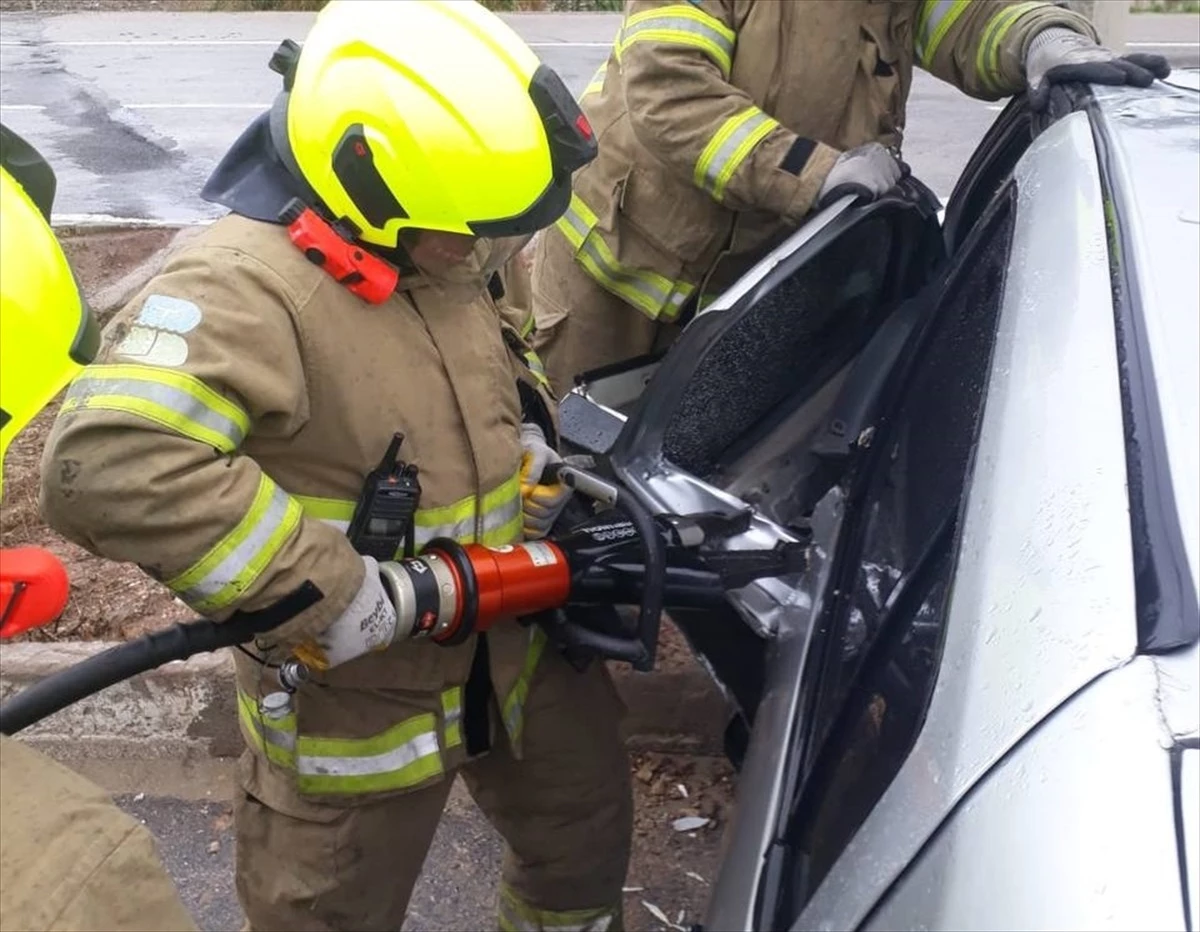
[1, 12, 1195, 222]
[118, 781, 508, 932]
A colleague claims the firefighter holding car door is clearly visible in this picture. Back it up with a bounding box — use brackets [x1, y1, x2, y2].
[529, 0, 1171, 398]
[38, 2, 632, 930]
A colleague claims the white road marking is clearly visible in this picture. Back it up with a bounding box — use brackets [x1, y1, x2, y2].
[0, 39, 612, 48]
[52, 213, 213, 227]
[1, 102, 268, 111]
[127, 102, 269, 109]
[0, 39, 280, 47]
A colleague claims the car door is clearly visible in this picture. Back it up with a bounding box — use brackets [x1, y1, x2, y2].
[558, 108, 1037, 928]
[559, 181, 945, 730]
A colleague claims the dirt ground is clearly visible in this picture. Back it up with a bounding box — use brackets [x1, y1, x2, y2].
[0, 228, 703, 677]
[626, 750, 736, 931]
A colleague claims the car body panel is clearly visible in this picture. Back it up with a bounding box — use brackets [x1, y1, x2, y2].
[558, 76, 1198, 930]
[791, 108, 1139, 931]
[701, 486, 848, 928]
[1181, 743, 1199, 932]
[1156, 641, 1200, 744]
[1092, 78, 1200, 646]
[864, 656, 1186, 932]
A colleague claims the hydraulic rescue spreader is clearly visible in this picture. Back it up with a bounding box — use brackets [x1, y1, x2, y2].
[0, 456, 807, 736]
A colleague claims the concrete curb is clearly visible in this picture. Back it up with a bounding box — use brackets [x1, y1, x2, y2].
[0, 642, 730, 764]
[84, 224, 207, 315]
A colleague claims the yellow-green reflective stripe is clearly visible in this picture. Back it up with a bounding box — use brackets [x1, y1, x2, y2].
[694, 108, 778, 200]
[416, 473, 522, 548]
[503, 626, 548, 745]
[236, 690, 296, 767]
[296, 474, 522, 550]
[238, 690, 444, 794]
[574, 233, 694, 320]
[294, 494, 354, 527]
[295, 714, 442, 795]
[977, 1, 1043, 92]
[498, 881, 617, 932]
[555, 193, 695, 320]
[554, 194, 596, 249]
[62, 363, 249, 453]
[442, 686, 462, 749]
[168, 474, 301, 613]
[583, 61, 607, 97]
[523, 349, 551, 390]
[618, 4, 735, 78]
[518, 308, 536, 339]
[569, 230, 691, 318]
[916, 0, 971, 67]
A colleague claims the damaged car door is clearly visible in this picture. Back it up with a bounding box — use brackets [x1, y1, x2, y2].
[558, 142, 1024, 928]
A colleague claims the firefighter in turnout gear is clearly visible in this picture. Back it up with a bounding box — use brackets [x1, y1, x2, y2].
[0, 124, 198, 932]
[38, 3, 630, 930]
[528, 0, 1171, 397]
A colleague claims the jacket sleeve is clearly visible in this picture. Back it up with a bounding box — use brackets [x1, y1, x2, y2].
[914, 0, 1099, 100]
[39, 242, 366, 648]
[616, 0, 842, 225]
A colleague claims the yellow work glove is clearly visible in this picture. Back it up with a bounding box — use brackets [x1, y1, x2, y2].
[519, 423, 572, 540]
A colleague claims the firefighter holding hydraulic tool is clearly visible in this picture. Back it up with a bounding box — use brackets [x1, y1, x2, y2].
[0, 125, 197, 932]
[37, 2, 632, 929]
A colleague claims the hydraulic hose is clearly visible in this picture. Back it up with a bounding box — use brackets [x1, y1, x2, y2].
[0, 581, 321, 736]
[616, 483, 666, 672]
[0, 472, 669, 731]
[553, 474, 665, 672]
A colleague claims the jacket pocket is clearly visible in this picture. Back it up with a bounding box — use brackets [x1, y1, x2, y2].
[310, 636, 474, 692]
[617, 162, 723, 266]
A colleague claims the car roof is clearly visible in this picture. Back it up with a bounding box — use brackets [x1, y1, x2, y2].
[1091, 71, 1200, 608]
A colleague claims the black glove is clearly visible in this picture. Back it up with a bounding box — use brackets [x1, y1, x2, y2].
[815, 142, 909, 211]
[1025, 28, 1171, 112]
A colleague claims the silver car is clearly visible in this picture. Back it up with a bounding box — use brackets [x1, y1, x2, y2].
[560, 72, 1199, 931]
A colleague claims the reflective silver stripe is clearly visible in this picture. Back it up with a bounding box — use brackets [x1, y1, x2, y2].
[414, 493, 521, 548]
[66, 375, 247, 450]
[697, 110, 775, 196]
[558, 202, 592, 243]
[578, 238, 673, 309]
[261, 722, 296, 753]
[296, 731, 440, 778]
[307, 487, 521, 549]
[175, 483, 295, 606]
[916, 0, 966, 63]
[620, 13, 734, 70]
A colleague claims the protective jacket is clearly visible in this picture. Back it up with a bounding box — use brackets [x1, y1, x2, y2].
[552, 0, 1097, 321]
[39, 213, 557, 805]
[0, 736, 197, 931]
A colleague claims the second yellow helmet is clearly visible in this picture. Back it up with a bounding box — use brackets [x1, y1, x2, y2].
[269, 0, 597, 248]
[0, 125, 100, 497]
